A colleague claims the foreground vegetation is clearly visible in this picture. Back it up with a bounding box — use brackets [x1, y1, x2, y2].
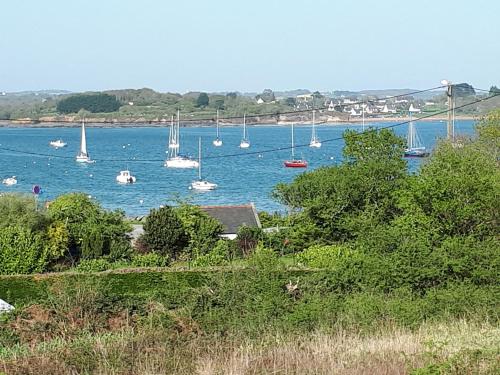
[0, 110, 498, 373]
[1, 266, 499, 374]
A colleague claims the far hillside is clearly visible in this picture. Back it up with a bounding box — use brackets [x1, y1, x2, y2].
[0, 85, 498, 124]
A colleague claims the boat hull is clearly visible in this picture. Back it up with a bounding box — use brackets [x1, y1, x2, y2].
[284, 160, 308, 168]
[404, 148, 429, 158]
[2, 177, 17, 186]
[50, 140, 67, 148]
[76, 155, 94, 163]
[190, 180, 217, 191]
[165, 157, 199, 168]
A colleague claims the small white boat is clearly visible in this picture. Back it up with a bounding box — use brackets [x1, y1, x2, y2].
[190, 138, 217, 191]
[309, 109, 322, 148]
[76, 119, 94, 163]
[165, 156, 199, 168]
[191, 180, 217, 191]
[213, 109, 223, 147]
[116, 170, 136, 184]
[2, 176, 17, 186]
[164, 110, 199, 168]
[49, 139, 67, 148]
[239, 113, 250, 148]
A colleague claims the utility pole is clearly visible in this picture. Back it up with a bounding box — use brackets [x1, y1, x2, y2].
[443, 80, 454, 140]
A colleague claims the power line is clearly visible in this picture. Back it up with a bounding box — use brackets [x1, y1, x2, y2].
[0, 91, 497, 163]
[203, 93, 499, 160]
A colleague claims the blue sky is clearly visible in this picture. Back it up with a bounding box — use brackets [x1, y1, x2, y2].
[1, 0, 497, 93]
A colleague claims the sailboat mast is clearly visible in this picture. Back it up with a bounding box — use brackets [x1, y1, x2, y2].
[198, 137, 202, 180]
[291, 123, 295, 159]
[177, 109, 180, 155]
[243, 113, 246, 139]
[216, 109, 220, 138]
[408, 112, 414, 149]
[312, 109, 316, 140]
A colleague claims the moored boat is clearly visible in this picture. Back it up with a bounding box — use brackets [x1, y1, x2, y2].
[284, 123, 308, 168]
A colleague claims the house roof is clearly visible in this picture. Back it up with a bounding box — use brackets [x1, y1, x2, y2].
[200, 204, 261, 235]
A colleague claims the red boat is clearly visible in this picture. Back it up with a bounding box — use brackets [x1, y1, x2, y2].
[284, 123, 308, 168]
[284, 160, 308, 168]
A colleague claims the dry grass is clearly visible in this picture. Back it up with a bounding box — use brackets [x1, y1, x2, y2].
[2, 320, 498, 374]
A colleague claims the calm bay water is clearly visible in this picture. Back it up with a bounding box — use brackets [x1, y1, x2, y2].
[0, 120, 475, 215]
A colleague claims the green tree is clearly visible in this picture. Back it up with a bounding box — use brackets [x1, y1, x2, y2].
[57, 93, 121, 113]
[488, 86, 500, 96]
[47, 193, 130, 260]
[284, 97, 296, 107]
[196, 93, 209, 108]
[273, 129, 407, 242]
[0, 194, 50, 232]
[141, 206, 188, 259]
[175, 204, 223, 259]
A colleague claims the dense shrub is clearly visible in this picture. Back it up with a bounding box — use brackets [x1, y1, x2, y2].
[130, 253, 169, 268]
[140, 206, 188, 259]
[0, 194, 50, 232]
[191, 240, 230, 267]
[0, 226, 53, 274]
[236, 225, 264, 256]
[296, 244, 354, 268]
[175, 204, 223, 259]
[76, 258, 112, 273]
[48, 193, 130, 261]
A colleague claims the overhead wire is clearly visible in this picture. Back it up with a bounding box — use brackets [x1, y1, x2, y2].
[0, 88, 497, 164]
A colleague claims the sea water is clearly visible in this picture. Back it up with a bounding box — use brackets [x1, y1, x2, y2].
[0, 120, 475, 215]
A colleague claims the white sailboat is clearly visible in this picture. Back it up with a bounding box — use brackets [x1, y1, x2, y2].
[309, 109, 321, 148]
[164, 110, 199, 168]
[190, 137, 217, 191]
[404, 111, 429, 157]
[76, 119, 94, 163]
[239, 114, 250, 148]
[213, 109, 223, 147]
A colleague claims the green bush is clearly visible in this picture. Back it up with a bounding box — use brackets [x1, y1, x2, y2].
[296, 244, 353, 268]
[0, 226, 51, 274]
[191, 240, 230, 267]
[131, 253, 169, 268]
[236, 225, 264, 257]
[48, 193, 131, 260]
[0, 194, 50, 232]
[76, 258, 112, 273]
[141, 206, 188, 259]
[175, 204, 223, 259]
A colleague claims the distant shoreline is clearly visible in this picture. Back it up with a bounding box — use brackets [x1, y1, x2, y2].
[0, 115, 478, 128]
